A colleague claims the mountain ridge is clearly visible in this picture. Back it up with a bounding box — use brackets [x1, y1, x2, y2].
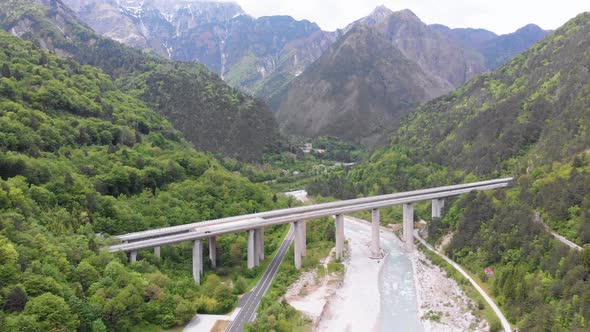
[60, 0, 337, 101]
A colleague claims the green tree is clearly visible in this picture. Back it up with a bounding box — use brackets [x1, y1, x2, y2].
[24, 293, 79, 331]
[1, 63, 11, 78]
[3, 284, 27, 312]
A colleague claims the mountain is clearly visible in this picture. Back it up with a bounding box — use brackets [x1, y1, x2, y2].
[311, 13, 590, 331]
[0, 28, 285, 331]
[363, 9, 486, 88]
[387, 16, 589, 175]
[0, 0, 280, 161]
[478, 24, 551, 69]
[276, 24, 449, 145]
[429, 24, 497, 49]
[60, 0, 337, 102]
[340, 12, 590, 193]
[276, 8, 486, 145]
[433, 23, 551, 70]
[62, 0, 246, 54]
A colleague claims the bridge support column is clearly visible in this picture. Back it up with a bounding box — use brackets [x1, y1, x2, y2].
[432, 199, 445, 219]
[335, 214, 344, 260]
[193, 240, 203, 284]
[294, 222, 303, 269]
[371, 209, 380, 257]
[403, 203, 415, 252]
[248, 230, 256, 269]
[255, 228, 264, 262]
[301, 221, 307, 257]
[129, 251, 137, 263]
[154, 246, 160, 258]
[209, 237, 216, 269]
[261, 228, 265, 260]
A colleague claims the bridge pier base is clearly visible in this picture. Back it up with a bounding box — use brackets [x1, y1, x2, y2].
[335, 214, 344, 260]
[154, 246, 160, 258]
[294, 222, 303, 269]
[193, 240, 203, 284]
[129, 251, 137, 263]
[432, 199, 445, 219]
[209, 237, 216, 269]
[403, 203, 415, 252]
[371, 209, 380, 257]
[248, 230, 256, 269]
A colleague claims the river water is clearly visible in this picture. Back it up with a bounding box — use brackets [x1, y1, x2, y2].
[345, 221, 423, 331]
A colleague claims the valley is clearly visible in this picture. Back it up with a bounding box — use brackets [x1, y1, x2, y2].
[0, 1, 589, 332]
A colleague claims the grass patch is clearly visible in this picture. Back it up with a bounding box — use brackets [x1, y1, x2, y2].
[327, 262, 344, 274]
[423, 310, 443, 322]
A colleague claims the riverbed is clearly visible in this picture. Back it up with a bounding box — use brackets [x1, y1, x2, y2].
[286, 217, 486, 331]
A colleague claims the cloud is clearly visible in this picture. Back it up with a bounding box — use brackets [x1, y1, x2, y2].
[234, 0, 589, 34]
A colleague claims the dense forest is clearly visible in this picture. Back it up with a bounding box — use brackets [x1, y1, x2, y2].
[0, 30, 295, 331]
[309, 12, 590, 331]
[0, 0, 281, 161]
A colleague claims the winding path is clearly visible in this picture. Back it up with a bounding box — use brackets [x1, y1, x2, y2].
[534, 212, 582, 251]
[414, 231, 512, 332]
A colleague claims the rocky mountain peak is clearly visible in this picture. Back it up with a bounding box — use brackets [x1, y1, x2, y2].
[515, 23, 545, 35]
[392, 8, 421, 23]
[368, 5, 394, 21]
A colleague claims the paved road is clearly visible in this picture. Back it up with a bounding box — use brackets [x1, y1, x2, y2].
[414, 231, 512, 332]
[226, 225, 295, 332]
[534, 212, 583, 251]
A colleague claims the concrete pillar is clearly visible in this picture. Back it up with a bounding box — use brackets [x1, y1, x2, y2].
[192, 240, 202, 284]
[294, 222, 302, 269]
[260, 228, 265, 260]
[403, 203, 415, 252]
[209, 237, 216, 269]
[335, 214, 344, 260]
[129, 251, 137, 263]
[371, 209, 380, 257]
[301, 221, 307, 257]
[255, 228, 264, 262]
[254, 230, 260, 267]
[154, 246, 160, 258]
[248, 229, 256, 269]
[432, 199, 445, 219]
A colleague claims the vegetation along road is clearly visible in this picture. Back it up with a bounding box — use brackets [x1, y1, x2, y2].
[414, 231, 512, 332]
[227, 225, 295, 331]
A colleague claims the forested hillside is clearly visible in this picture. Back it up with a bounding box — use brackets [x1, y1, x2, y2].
[310, 12, 590, 331]
[0, 0, 280, 161]
[0, 30, 289, 331]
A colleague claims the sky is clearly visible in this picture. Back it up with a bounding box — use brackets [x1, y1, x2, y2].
[232, 0, 590, 35]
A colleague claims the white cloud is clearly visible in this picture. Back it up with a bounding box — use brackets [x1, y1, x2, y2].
[234, 0, 590, 34]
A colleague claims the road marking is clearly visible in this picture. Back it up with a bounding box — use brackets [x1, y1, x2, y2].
[226, 226, 294, 332]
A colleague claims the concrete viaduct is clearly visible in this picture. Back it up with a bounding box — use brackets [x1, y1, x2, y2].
[108, 178, 512, 284]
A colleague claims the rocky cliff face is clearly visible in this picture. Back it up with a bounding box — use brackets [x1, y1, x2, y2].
[60, 0, 336, 101]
